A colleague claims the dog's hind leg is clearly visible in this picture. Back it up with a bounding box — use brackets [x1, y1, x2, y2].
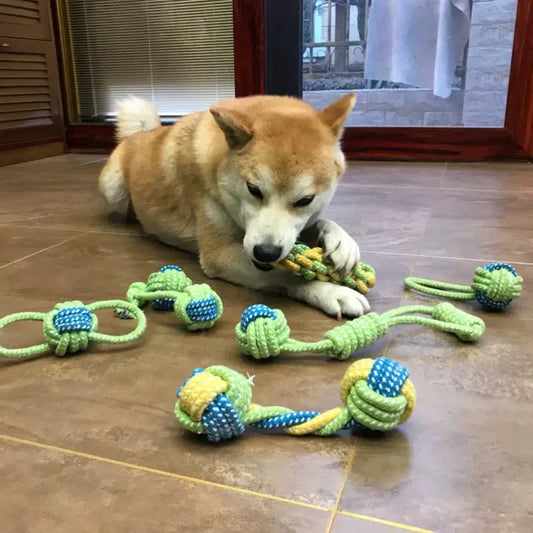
[98, 151, 130, 218]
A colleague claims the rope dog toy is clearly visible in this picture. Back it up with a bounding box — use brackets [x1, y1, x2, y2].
[175, 357, 415, 442]
[235, 302, 485, 360]
[273, 244, 376, 294]
[404, 262, 523, 311]
[116, 265, 223, 331]
[0, 300, 146, 358]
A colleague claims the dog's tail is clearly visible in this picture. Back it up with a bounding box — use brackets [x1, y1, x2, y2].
[115, 96, 161, 142]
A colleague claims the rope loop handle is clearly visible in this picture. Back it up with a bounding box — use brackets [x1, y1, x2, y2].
[405, 261, 522, 311]
[430, 302, 485, 341]
[381, 303, 485, 342]
[403, 277, 473, 300]
[0, 300, 146, 359]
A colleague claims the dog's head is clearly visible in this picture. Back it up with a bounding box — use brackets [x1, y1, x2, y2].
[210, 94, 355, 265]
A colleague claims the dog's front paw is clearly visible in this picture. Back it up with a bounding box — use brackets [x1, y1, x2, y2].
[290, 281, 370, 319]
[317, 220, 360, 274]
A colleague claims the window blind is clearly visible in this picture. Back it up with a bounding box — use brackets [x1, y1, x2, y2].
[65, 0, 235, 119]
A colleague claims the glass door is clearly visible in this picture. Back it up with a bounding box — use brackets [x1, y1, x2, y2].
[302, 0, 518, 128]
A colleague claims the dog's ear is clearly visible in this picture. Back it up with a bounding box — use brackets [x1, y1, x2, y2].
[210, 107, 253, 149]
[318, 93, 356, 139]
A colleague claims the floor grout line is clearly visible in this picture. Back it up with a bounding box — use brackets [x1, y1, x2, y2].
[326, 447, 357, 533]
[0, 223, 142, 237]
[383, 254, 421, 359]
[441, 161, 448, 185]
[0, 160, 107, 183]
[76, 158, 108, 167]
[336, 511, 434, 533]
[0, 232, 88, 271]
[326, 269, 415, 533]
[361, 250, 533, 266]
[342, 183, 533, 193]
[0, 223, 84, 233]
[5, 176, 532, 194]
[0, 223, 530, 266]
[0, 433, 431, 532]
[412, 169, 447, 261]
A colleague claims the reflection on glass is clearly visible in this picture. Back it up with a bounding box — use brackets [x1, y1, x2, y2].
[302, 0, 517, 128]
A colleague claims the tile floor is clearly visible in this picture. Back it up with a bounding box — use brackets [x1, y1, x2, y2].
[0, 155, 532, 532]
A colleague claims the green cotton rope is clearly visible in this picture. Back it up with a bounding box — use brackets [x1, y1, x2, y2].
[404, 261, 522, 311]
[116, 265, 223, 331]
[235, 302, 485, 360]
[0, 300, 146, 359]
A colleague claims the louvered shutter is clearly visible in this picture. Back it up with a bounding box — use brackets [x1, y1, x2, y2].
[0, 37, 63, 144]
[65, 0, 235, 119]
[0, 0, 51, 40]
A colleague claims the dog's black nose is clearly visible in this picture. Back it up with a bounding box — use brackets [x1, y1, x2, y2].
[253, 244, 282, 263]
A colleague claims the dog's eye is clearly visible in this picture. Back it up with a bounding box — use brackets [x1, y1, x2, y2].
[247, 182, 263, 200]
[294, 195, 315, 208]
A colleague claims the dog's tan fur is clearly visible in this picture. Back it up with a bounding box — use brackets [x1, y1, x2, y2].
[99, 94, 370, 317]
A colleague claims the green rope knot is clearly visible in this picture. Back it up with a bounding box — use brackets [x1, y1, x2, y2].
[1, 300, 146, 360]
[346, 381, 408, 431]
[323, 313, 388, 360]
[430, 302, 485, 341]
[147, 267, 192, 310]
[43, 301, 96, 356]
[472, 263, 522, 309]
[120, 266, 193, 312]
[125, 282, 149, 308]
[174, 366, 252, 436]
[173, 284, 224, 331]
[235, 305, 290, 359]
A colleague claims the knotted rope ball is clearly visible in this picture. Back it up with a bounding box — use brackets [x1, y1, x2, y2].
[148, 265, 192, 310]
[174, 357, 416, 442]
[174, 284, 224, 331]
[0, 300, 146, 359]
[404, 261, 522, 311]
[44, 302, 96, 355]
[235, 304, 291, 359]
[235, 302, 485, 360]
[472, 262, 522, 310]
[273, 244, 376, 294]
[118, 265, 223, 331]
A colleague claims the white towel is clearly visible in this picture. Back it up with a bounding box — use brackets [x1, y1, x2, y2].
[364, 0, 471, 98]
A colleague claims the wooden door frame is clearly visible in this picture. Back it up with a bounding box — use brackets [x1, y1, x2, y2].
[57, 0, 532, 160]
[233, 0, 264, 97]
[262, 0, 532, 161]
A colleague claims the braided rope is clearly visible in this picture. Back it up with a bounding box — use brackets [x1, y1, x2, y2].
[235, 302, 485, 360]
[404, 261, 523, 311]
[116, 265, 223, 331]
[273, 244, 376, 294]
[175, 357, 416, 442]
[0, 300, 146, 358]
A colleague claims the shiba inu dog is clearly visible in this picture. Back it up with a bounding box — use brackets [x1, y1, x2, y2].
[99, 94, 370, 318]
